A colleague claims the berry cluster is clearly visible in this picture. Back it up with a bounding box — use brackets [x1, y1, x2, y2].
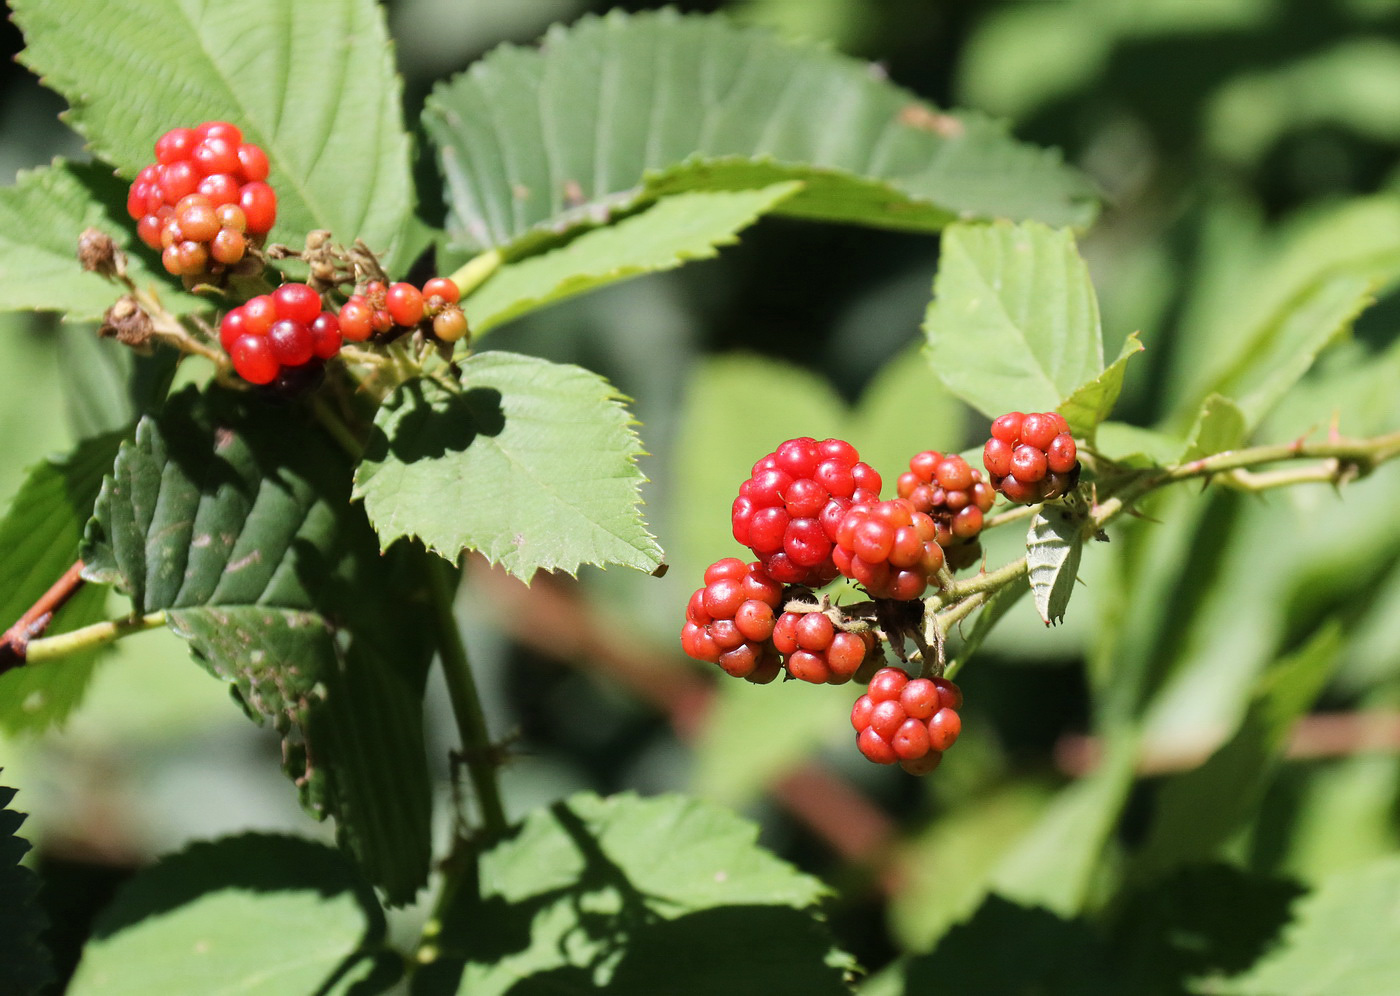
[772, 610, 877, 685]
[338, 277, 466, 344]
[126, 122, 276, 278]
[681, 558, 784, 684]
[897, 452, 996, 570]
[833, 498, 946, 601]
[982, 411, 1080, 504]
[851, 667, 962, 774]
[219, 283, 341, 387]
[731, 438, 882, 587]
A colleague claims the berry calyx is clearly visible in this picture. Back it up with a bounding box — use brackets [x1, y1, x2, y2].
[982, 411, 1080, 504]
[731, 437, 882, 587]
[681, 558, 785, 684]
[850, 667, 962, 774]
[832, 498, 945, 600]
[896, 451, 997, 571]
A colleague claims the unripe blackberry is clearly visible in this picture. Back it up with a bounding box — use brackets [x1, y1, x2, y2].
[219, 282, 338, 388]
[731, 438, 882, 588]
[127, 122, 276, 281]
[896, 451, 996, 571]
[771, 609, 878, 684]
[681, 558, 784, 684]
[832, 498, 945, 600]
[982, 411, 1080, 504]
[850, 667, 962, 774]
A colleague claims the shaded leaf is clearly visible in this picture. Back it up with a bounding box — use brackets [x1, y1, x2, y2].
[1113, 864, 1304, 996]
[1209, 855, 1400, 996]
[12, 0, 419, 269]
[421, 792, 853, 996]
[1135, 624, 1343, 881]
[81, 386, 436, 903]
[0, 432, 124, 735]
[464, 184, 800, 336]
[1026, 503, 1085, 626]
[1059, 331, 1144, 441]
[924, 221, 1103, 419]
[0, 161, 202, 319]
[68, 833, 388, 996]
[902, 896, 1112, 995]
[354, 354, 663, 579]
[425, 9, 1095, 256]
[0, 780, 52, 996]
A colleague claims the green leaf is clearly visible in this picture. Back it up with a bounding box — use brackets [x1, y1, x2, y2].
[924, 221, 1104, 419]
[12, 0, 419, 269]
[354, 354, 663, 579]
[1171, 196, 1400, 431]
[68, 833, 388, 996]
[0, 780, 52, 996]
[1058, 331, 1144, 441]
[1095, 421, 1181, 467]
[900, 896, 1112, 994]
[1180, 393, 1248, 462]
[989, 736, 1137, 916]
[0, 432, 124, 735]
[1113, 865, 1304, 996]
[423, 792, 853, 996]
[464, 184, 800, 336]
[1026, 503, 1085, 626]
[0, 161, 203, 319]
[1134, 624, 1344, 881]
[424, 9, 1095, 256]
[1210, 855, 1400, 996]
[81, 387, 436, 903]
[55, 323, 178, 440]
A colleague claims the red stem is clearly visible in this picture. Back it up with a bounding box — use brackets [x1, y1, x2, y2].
[0, 559, 87, 674]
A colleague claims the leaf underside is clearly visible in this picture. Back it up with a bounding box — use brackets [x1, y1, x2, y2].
[1026, 504, 1085, 626]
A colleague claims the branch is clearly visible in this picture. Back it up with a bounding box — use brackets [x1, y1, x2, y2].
[0, 560, 87, 673]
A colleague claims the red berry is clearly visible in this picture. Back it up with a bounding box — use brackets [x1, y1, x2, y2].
[268, 319, 314, 366]
[242, 295, 276, 336]
[1047, 434, 1078, 474]
[230, 334, 279, 385]
[197, 121, 243, 144]
[309, 312, 343, 360]
[197, 173, 241, 207]
[193, 137, 241, 176]
[990, 412, 1024, 443]
[928, 707, 962, 751]
[219, 307, 248, 352]
[1010, 445, 1048, 483]
[273, 283, 322, 325]
[857, 727, 898, 765]
[867, 667, 908, 702]
[386, 282, 425, 327]
[210, 229, 247, 265]
[338, 297, 374, 342]
[158, 161, 200, 204]
[155, 127, 197, 164]
[239, 181, 277, 235]
[236, 143, 269, 182]
[422, 276, 460, 305]
[833, 499, 943, 599]
[176, 198, 219, 242]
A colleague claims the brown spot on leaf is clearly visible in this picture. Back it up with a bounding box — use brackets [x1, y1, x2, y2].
[898, 104, 964, 138]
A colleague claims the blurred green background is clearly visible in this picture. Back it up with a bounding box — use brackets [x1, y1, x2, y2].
[5, 0, 1400, 988]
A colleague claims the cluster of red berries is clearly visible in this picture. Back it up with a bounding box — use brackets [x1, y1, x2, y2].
[337, 278, 467, 344]
[218, 283, 341, 387]
[772, 609, 878, 685]
[681, 558, 784, 684]
[982, 411, 1080, 504]
[897, 451, 996, 570]
[833, 498, 946, 601]
[126, 122, 276, 278]
[731, 437, 881, 587]
[851, 667, 962, 775]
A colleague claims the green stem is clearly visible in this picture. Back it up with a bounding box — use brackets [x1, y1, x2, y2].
[448, 248, 504, 301]
[25, 611, 167, 663]
[426, 558, 508, 838]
